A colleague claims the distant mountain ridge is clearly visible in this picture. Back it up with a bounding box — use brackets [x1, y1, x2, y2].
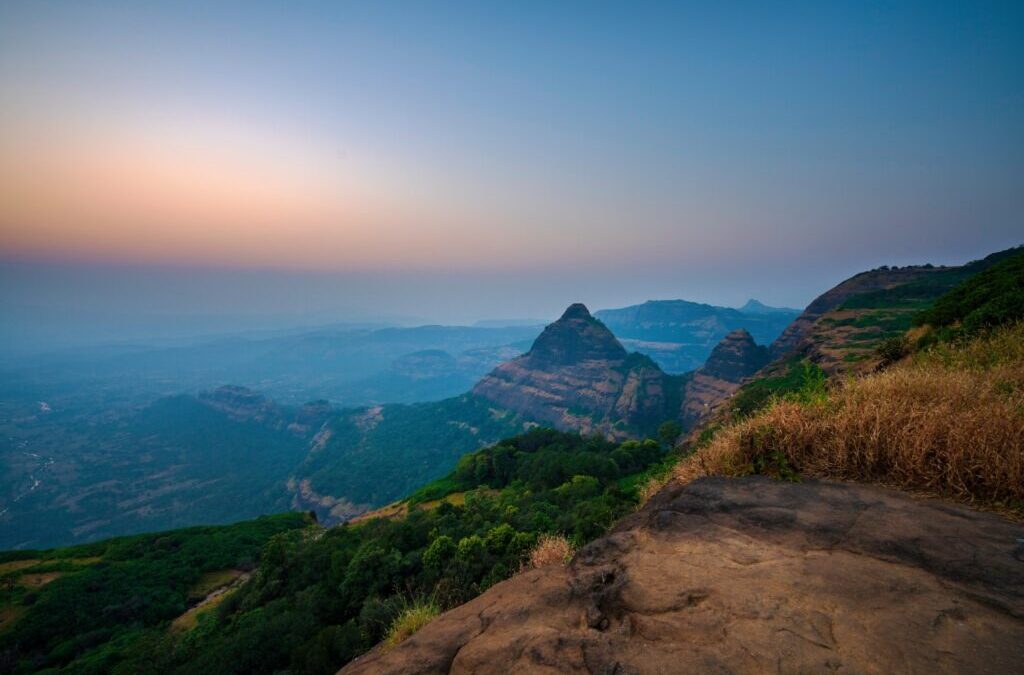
[594, 299, 797, 372]
[739, 298, 801, 314]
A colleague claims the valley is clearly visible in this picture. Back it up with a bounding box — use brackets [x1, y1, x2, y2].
[0, 298, 790, 549]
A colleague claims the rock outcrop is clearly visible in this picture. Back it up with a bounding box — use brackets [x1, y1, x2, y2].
[341, 477, 1024, 674]
[472, 304, 684, 438]
[697, 329, 768, 381]
[679, 329, 768, 428]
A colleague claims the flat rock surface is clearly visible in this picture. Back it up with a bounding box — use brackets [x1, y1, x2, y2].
[341, 477, 1024, 674]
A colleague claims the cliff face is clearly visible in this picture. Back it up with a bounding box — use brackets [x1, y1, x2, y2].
[769, 266, 948, 361]
[697, 328, 768, 381]
[472, 304, 682, 438]
[341, 477, 1024, 674]
[679, 329, 768, 428]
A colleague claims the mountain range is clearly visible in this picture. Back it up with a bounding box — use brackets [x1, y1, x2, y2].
[5, 246, 1013, 549]
[2, 246, 1021, 675]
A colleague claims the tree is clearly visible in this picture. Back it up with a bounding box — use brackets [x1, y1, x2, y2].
[658, 421, 682, 448]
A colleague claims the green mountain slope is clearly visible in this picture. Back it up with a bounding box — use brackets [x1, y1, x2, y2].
[0, 513, 310, 674]
[0, 430, 671, 675]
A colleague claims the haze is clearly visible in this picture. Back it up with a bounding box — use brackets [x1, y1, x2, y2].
[2, 2, 1022, 350]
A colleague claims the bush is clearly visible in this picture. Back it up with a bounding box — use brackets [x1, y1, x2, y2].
[875, 335, 909, 368]
[916, 249, 1024, 335]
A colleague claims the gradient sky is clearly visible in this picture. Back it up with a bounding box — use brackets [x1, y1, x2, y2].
[1, 1, 1022, 334]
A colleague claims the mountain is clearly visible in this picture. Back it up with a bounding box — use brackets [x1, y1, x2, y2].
[472, 304, 684, 438]
[5, 246, 1023, 674]
[768, 247, 1022, 371]
[768, 265, 953, 362]
[739, 298, 800, 314]
[594, 299, 797, 372]
[679, 329, 769, 428]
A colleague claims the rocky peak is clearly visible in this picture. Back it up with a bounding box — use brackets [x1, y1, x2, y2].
[471, 304, 680, 438]
[524, 303, 626, 367]
[699, 329, 769, 382]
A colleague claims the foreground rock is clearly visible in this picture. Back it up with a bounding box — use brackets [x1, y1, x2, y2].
[341, 477, 1024, 674]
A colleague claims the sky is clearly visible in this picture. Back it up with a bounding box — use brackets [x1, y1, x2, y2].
[1, 1, 1022, 342]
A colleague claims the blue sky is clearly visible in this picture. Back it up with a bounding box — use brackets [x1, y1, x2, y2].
[1, 1, 1021, 332]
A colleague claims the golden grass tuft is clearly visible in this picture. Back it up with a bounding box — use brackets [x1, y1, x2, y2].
[526, 534, 575, 569]
[675, 323, 1024, 511]
[637, 474, 670, 507]
[383, 600, 440, 649]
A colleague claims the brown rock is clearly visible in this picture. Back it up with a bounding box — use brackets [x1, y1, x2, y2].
[341, 477, 1024, 675]
[473, 304, 682, 438]
[678, 329, 768, 428]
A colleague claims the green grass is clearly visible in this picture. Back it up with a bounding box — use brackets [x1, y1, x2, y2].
[730, 361, 825, 419]
[383, 600, 440, 649]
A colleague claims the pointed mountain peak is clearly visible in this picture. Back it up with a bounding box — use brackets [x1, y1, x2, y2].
[560, 302, 593, 320]
[700, 329, 769, 382]
[740, 299, 800, 315]
[525, 303, 626, 366]
[740, 299, 768, 313]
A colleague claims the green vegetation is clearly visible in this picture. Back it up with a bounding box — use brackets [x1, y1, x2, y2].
[915, 249, 1024, 338]
[0, 394, 314, 550]
[729, 361, 826, 419]
[0, 429, 666, 674]
[383, 599, 440, 649]
[840, 247, 1020, 312]
[138, 430, 663, 674]
[0, 513, 309, 674]
[296, 394, 527, 507]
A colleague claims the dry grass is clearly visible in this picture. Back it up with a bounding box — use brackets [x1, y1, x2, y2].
[525, 534, 575, 569]
[0, 560, 40, 575]
[637, 474, 670, 507]
[170, 588, 238, 633]
[383, 600, 440, 649]
[17, 572, 63, 588]
[676, 323, 1024, 512]
[0, 606, 26, 634]
[187, 569, 244, 601]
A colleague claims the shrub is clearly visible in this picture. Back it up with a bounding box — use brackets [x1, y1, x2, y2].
[383, 600, 439, 649]
[915, 249, 1024, 335]
[875, 335, 909, 368]
[525, 535, 574, 569]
